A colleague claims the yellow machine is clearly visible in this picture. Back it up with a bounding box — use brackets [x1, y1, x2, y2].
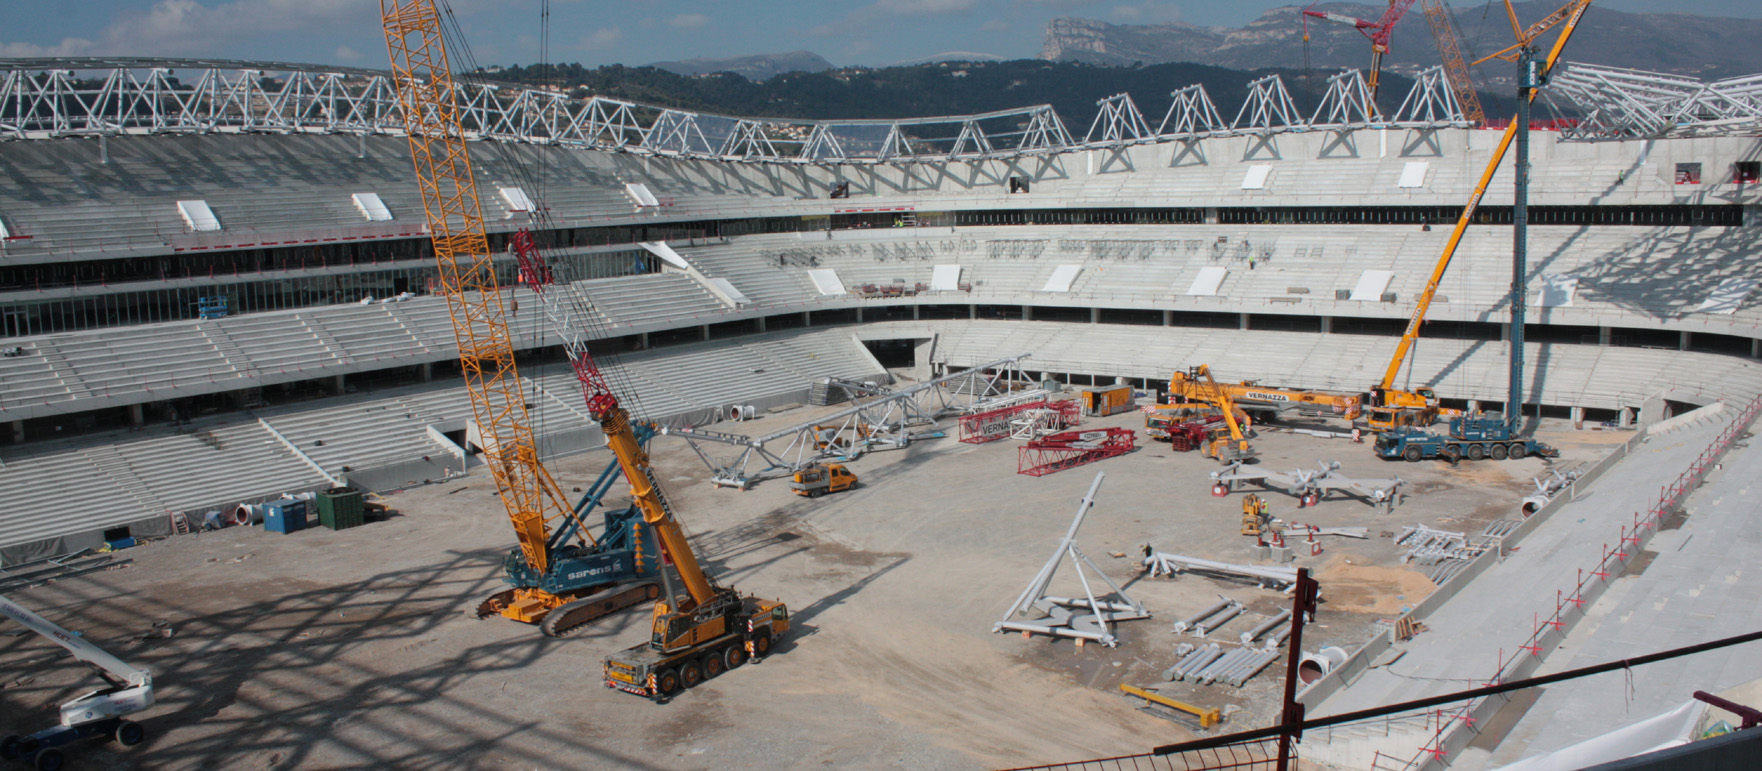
[790, 463, 858, 498]
[1367, 0, 1593, 432]
[1168, 370, 1361, 423]
[380, 0, 787, 694]
[1241, 494, 1271, 536]
[1168, 366, 1257, 463]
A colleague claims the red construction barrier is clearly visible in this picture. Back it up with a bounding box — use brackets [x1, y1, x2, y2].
[1017, 427, 1136, 476]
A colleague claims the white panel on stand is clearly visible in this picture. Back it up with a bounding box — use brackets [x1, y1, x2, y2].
[351, 192, 393, 221]
[1538, 275, 1579, 308]
[807, 269, 846, 296]
[1348, 270, 1395, 301]
[1186, 266, 1228, 296]
[624, 183, 660, 207]
[1042, 265, 1083, 293]
[176, 200, 221, 232]
[638, 241, 691, 270]
[1398, 161, 1429, 188]
[1241, 165, 1272, 190]
[498, 187, 536, 212]
[1697, 278, 1758, 314]
[931, 264, 962, 291]
[707, 277, 750, 306]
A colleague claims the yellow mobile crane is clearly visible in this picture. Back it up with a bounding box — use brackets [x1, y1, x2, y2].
[1168, 366, 1258, 463]
[1367, 0, 1593, 431]
[381, 1, 787, 683]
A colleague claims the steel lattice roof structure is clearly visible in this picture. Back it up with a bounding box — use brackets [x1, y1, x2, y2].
[1549, 63, 1762, 142]
[0, 58, 1473, 164]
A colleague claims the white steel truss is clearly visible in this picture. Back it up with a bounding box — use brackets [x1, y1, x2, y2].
[1158, 84, 1226, 136]
[1548, 62, 1762, 141]
[1309, 69, 1381, 128]
[657, 354, 1034, 488]
[1084, 93, 1154, 146]
[1390, 66, 1470, 127]
[1232, 74, 1307, 133]
[0, 58, 1478, 161]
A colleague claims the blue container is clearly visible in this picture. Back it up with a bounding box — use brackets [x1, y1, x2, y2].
[263, 499, 308, 534]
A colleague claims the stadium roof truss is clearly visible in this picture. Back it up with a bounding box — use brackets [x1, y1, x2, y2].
[1547, 62, 1762, 141]
[0, 57, 1480, 164]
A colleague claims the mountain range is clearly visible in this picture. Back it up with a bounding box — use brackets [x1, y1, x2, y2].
[1041, 2, 1762, 81]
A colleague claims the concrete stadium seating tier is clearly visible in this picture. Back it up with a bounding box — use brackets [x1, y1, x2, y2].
[0, 327, 889, 563]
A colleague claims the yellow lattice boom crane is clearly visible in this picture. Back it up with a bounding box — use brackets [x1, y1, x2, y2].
[382, 0, 788, 694]
[1367, 0, 1593, 431]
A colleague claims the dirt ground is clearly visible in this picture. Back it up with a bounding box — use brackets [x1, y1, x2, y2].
[0, 401, 1614, 770]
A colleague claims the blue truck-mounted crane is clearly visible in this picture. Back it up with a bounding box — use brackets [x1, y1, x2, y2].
[1375, 412, 1559, 463]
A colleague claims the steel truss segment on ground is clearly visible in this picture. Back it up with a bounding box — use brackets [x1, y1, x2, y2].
[657, 354, 1034, 487]
[1550, 62, 1762, 141]
[1085, 92, 1154, 146]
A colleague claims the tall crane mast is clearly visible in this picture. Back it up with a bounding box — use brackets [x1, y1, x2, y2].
[1304, 0, 1419, 103]
[1368, 0, 1593, 430]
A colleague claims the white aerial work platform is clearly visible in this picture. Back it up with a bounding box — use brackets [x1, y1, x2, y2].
[0, 594, 154, 770]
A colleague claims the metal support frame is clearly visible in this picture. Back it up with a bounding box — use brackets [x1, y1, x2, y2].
[0, 59, 1476, 162]
[994, 472, 1147, 647]
[1309, 69, 1381, 128]
[1018, 427, 1136, 476]
[1210, 461, 1404, 513]
[1390, 66, 1470, 126]
[659, 354, 1033, 487]
[1549, 62, 1762, 141]
[1084, 93, 1154, 146]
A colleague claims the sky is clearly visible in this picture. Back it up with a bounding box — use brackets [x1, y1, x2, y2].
[2, 1, 1759, 71]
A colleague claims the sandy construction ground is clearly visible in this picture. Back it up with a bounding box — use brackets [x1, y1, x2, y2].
[0, 403, 1611, 770]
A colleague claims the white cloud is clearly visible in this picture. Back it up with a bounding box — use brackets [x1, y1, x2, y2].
[669, 13, 710, 29]
[579, 26, 623, 51]
[334, 45, 360, 62]
[0, 0, 372, 59]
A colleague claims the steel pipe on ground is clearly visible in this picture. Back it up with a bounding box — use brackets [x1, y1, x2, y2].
[1193, 603, 1244, 637]
[1240, 609, 1292, 645]
[1173, 599, 1231, 633]
[1173, 644, 1223, 681]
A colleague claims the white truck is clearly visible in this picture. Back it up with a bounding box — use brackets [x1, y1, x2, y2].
[0, 594, 154, 770]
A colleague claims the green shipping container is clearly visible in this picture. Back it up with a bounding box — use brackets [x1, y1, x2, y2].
[316, 487, 365, 530]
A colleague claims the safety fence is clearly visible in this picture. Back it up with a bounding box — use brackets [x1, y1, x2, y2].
[1001, 737, 1286, 771]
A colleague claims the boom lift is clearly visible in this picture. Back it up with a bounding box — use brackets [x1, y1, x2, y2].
[381, 1, 788, 692]
[380, 0, 663, 637]
[1367, 0, 1593, 432]
[1, 595, 152, 770]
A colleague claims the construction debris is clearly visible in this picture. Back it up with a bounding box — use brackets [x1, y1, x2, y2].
[1522, 466, 1586, 514]
[994, 473, 1148, 646]
[1210, 460, 1403, 512]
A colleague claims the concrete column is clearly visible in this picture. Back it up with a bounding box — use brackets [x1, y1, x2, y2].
[911, 305, 919, 321]
[1468, 400, 1481, 413]
[10, 420, 22, 443]
[1619, 407, 1634, 428]
[1239, 313, 1250, 330]
[1599, 326, 1612, 346]
[333, 375, 346, 395]
[1204, 207, 1219, 224]
[129, 403, 144, 427]
[1022, 307, 1033, 321]
[1680, 330, 1692, 350]
[420, 362, 433, 382]
[1090, 308, 1101, 324]
[969, 304, 977, 320]
[854, 308, 863, 323]
[757, 316, 768, 332]
[1571, 406, 1585, 429]
[1753, 338, 1760, 358]
[639, 332, 650, 349]
[701, 325, 711, 341]
[1163, 310, 1173, 326]
[802, 311, 811, 327]
[1320, 316, 1333, 334]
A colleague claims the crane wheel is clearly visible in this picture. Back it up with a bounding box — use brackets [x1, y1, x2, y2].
[1403, 446, 1421, 462]
[33, 748, 64, 771]
[1509, 443, 1527, 460]
[655, 669, 681, 696]
[1466, 444, 1485, 461]
[751, 631, 773, 658]
[703, 650, 726, 679]
[1490, 444, 1509, 461]
[681, 660, 704, 689]
[115, 720, 145, 747]
[724, 644, 747, 670]
[1, 736, 23, 761]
